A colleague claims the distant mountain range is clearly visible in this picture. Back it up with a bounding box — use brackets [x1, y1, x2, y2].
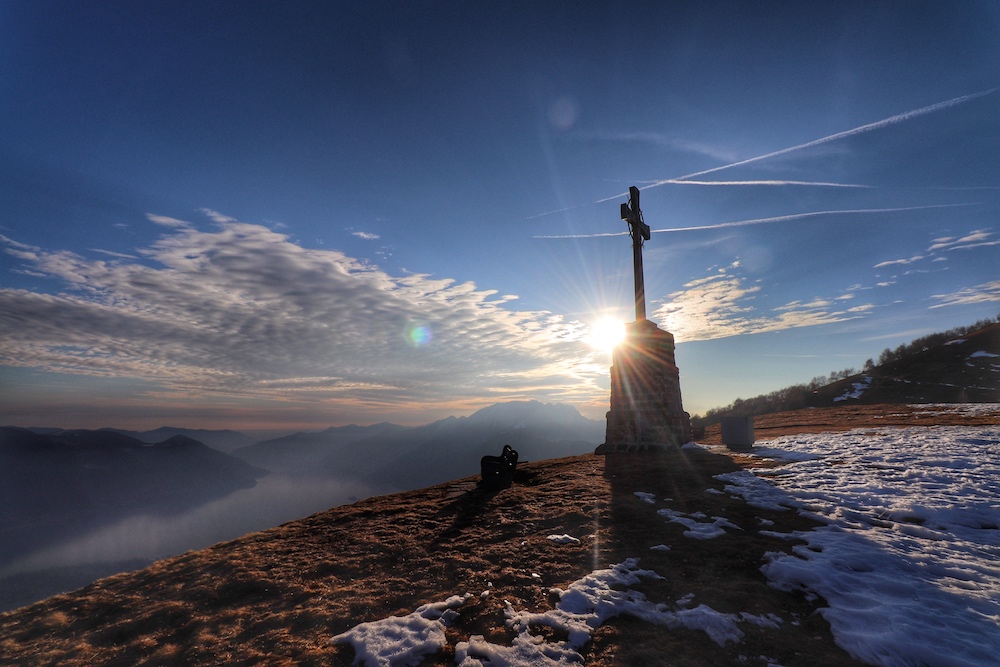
[100, 426, 256, 453]
[232, 400, 604, 491]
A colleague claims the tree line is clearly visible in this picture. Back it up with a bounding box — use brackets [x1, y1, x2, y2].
[694, 314, 999, 426]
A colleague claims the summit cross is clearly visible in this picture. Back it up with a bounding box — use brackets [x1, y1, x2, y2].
[621, 185, 651, 321]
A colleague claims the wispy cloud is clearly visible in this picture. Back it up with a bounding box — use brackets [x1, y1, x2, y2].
[534, 204, 976, 239]
[929, 280, 1000, 309]
[352, 231, 380, 240]
[90, 248, 140, 260]
[928, 229, 998, 252]
[650, 269, 873, 342]
[591, 131, 741, 163]
[146, 214, 192, 229]
[874, 228, 995, 269]
[0, 215, 611, 417]
[874, 255, 925, 268]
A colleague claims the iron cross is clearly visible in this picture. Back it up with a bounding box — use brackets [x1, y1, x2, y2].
[621, 185, 650, 321]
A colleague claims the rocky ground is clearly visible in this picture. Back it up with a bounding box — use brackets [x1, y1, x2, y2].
[1, 404, 996, 666]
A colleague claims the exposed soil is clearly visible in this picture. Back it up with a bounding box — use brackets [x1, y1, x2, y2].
[0, 404, 996, 666]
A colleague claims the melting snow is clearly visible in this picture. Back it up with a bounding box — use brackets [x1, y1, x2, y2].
[456, 559, 749, 666]
[546, 534, 580, 544]
[330, 594, 472, 667]
[657, 508, 742, 539]
[833, 375, 872, 402]
[970, 350, 999, 358]
[718, 424, 1000, 667]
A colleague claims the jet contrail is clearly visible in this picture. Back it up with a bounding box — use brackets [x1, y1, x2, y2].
[587, 88, 998, 205]
[649, 179, 871, 188]
[671, 88, 999, 183]
[533, 203, 978, 239]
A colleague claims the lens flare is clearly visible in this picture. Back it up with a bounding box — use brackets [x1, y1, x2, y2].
[407, 325, 431, 347]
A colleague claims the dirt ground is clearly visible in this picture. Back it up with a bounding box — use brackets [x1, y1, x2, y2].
[0, 404, 996, 666]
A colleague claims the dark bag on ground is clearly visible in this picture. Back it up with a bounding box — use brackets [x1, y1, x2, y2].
[480, 445, 518, 490]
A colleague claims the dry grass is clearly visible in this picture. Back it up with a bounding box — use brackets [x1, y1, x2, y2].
[1, 405, 996, 666]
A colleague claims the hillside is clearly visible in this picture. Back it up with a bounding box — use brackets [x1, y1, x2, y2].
[700, 320, 999, 424]
[817, 321, 999, 405]
[2, 404, 996, 666]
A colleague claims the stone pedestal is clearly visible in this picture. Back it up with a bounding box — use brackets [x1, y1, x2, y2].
[597, 319, 691, 453]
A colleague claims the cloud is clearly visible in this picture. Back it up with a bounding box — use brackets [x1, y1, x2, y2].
[0, 215, 609, 415]
[591, 132, 740, 163]
[352, 231, 380, 240]
[90, 248, 140, 260]
[928, 229, 998, 252]
[651, 269, 872, 342]
[874, 255, 925, 268]
[874, 228, 995, 270]
[929, 280, 1000, 309]
[146, 214, 192, 229]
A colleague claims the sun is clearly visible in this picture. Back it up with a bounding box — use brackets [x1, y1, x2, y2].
[586, 317, 626, 352]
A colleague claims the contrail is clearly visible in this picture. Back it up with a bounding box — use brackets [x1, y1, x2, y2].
[671, 88, 999, 182]
[533, 203, 978, 239]
[587, 88, 998, 205]
[648, 179, 871, 188]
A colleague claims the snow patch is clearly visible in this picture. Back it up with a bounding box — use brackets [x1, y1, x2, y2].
[330, 594, 472, 667]
[833, 375, 872, 402]
[657, 508, 743, 539]
[456, 559, 750, 666]
[721, 424, 1000, 667]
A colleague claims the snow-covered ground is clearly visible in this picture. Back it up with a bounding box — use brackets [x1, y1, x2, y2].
[720, 424, 1000, 667]
[330, 419, 1000, 667]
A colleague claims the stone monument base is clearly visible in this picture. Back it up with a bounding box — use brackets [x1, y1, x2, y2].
[597, 319, 691, 454]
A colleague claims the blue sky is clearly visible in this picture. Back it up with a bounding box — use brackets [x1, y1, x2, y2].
[1, 1, 998, 430]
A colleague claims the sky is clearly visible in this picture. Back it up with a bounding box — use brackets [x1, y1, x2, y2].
[1, 1, 999, 431]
